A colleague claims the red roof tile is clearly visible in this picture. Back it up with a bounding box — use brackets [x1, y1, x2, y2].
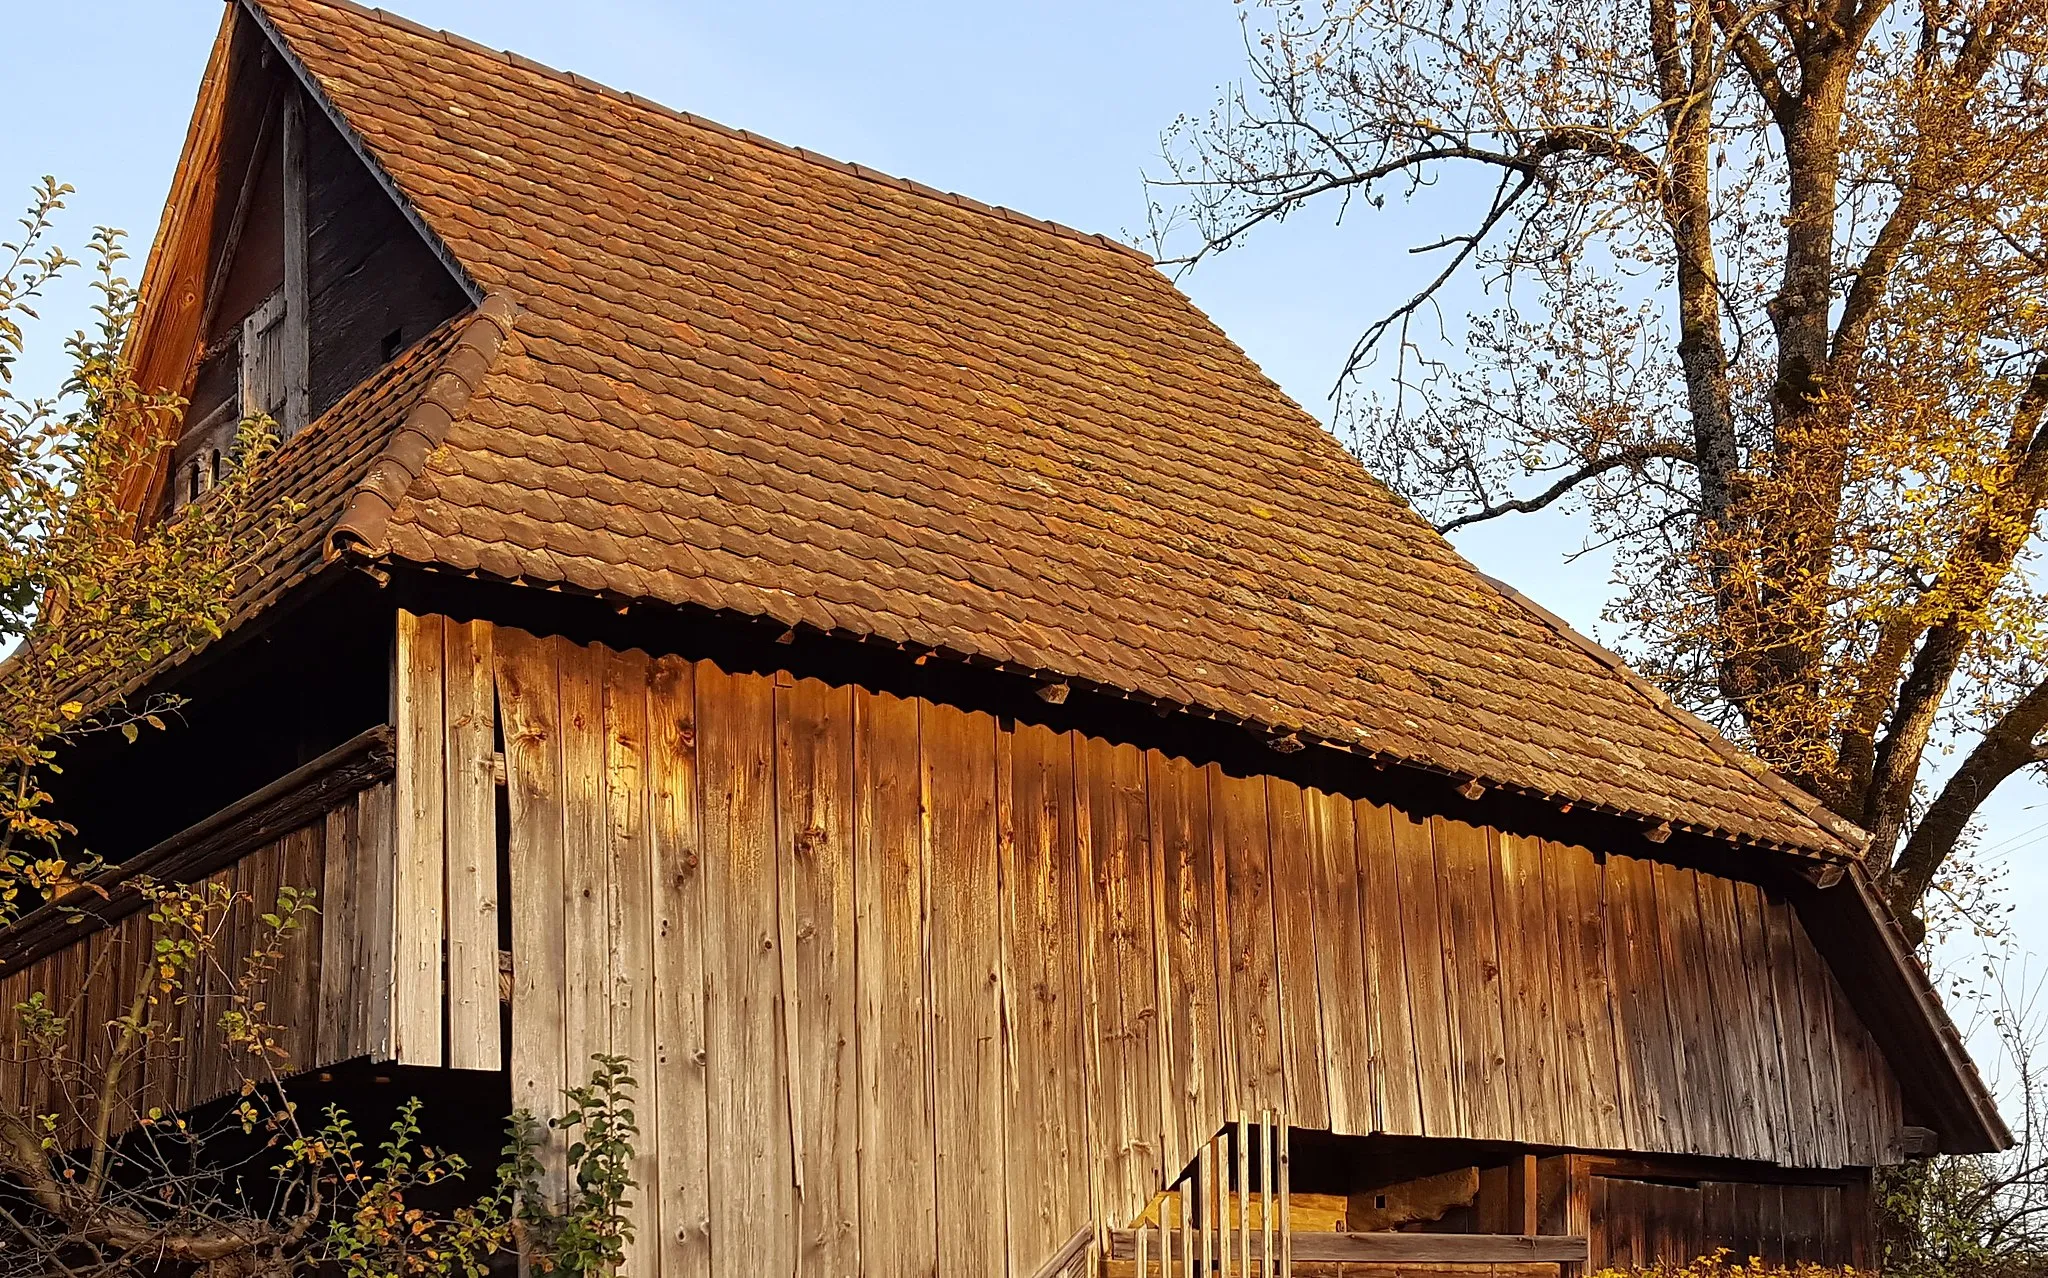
[247, 0, 1862, 857]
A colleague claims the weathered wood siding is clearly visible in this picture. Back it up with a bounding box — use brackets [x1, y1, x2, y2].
[0, 782, 396, 1130]
[446, 623, 1906, 1275]
[1591, 1174, 1869, 1271]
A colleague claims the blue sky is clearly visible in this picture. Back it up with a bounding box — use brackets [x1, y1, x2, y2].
[9, 1, 2043, 1098]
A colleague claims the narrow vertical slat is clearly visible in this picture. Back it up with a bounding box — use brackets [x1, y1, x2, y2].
[1764, 896, 1823, 1166]
[1550, 839, 1631, 1151]
[602, 647, 657, 1278]
[356, 781, 397, 1064]
[392, 609, 446, 1067]
[648, 654, 710, 1278]
[1001, 720, 1086, 1269]
[1697, 872, 1769, 1161]
[853, 687, 937, 1277]
[1301, 790, 1367, 1134]
[494, 629, 568, 1196]
[1264, 781, 1327, 1130]
[1608, 855, 1681, 1152]
[1495, 832, 1563, 1146]
[1793, 919, 1847, 1167]
[699, 664, 796, 1278]
[1079, 734, 1159, 1224]
[1355, 802, 1421, 1136]
[1435, 819, 1513, 1140]
[1212, 768, 1284, 1118]
[1179, 1185, 1193, 1278]
[1150, 751, 1220, 1174]
[1260, 1110, 1274, 1278]
[1237, 1114, 1252, 1278]
[777, 676, 860, 1276]
[1279, 1121, 1292, 1277]
[1389, 809, 1459, 1137]
[559, 642, 611, 1109]
[279, 93, 309, 434]
[1198, 1141, 1214, 1278]
[317, 799, 359, 1066]
[923, 701, 1006, 1275]
[443, 617, 501, 1072]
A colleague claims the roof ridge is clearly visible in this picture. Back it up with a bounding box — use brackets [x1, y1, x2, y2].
[328, 294, 521, 560]
[260, 0, 1155, 268]
[1475, 571, 1869, 858]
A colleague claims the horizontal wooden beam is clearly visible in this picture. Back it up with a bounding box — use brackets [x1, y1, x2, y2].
[0, 724, 395, 973]
[1106, 1230, 1588, 1264]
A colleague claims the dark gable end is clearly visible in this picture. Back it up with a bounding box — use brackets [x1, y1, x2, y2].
[124, 2, 470, 520]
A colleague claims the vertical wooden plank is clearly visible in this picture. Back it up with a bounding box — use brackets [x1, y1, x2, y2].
[1149, 750, 1222, 1173]
[442, 618, 501, 1073]
[360, 781, 399, 1065]
[777, 676, 860, 1276]
[495, 629, 568, 1195]
[854, 687, 937, 1277]
[1355, 802, 1421, 1136]
[318, 799, 360, 1065]
[700, 663, 796, 1278]
[923, 700, 1006, 1275]
[1792, 920, 1847, 1167]
[1434, 819, 1512, 1141]
[282, 824, 325, 1074]
[1733, 880, 1791, 1163]
[1606, 855, 1681, 1153]
[603, 648, 657, 1278]
[1002, 720, 1087, 1271]
[1302, 789, 1367, 1135]
[1265, 779, 1328, 1132]
[649, 654, 710, 1278]
[245, 840, 285, 1082]
[1649, 862, 1724, 1156]
[1390, 811, 1459, 1138]
[1696, 873, 1769, 1162]
[279, 93, 310, 435]
[392, 609, 446, 1067]
[1763, 897, 1823, 1167]
[1078, 734, 1161, 1227]
[559, 641, 612, 1107]
[1211, 767, 1284, 1119]
[1494, 832, 1563, 1147]
[1546, 841, 1631, 1151]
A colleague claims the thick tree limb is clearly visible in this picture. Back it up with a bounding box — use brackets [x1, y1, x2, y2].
[1890, 675, 2048, 928]
[1436, 443, 1698, 533]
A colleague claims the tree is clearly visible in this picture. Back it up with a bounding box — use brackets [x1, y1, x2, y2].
[1153, 0, 2048, 938]
[0, 179, 276, 925]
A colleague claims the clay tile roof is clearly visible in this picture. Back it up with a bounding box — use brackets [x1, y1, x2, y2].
[243, 0, 1863, 858]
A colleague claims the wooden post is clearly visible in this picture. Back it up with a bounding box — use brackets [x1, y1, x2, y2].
[280, 93, 309, 436]
[1179, 1184, 1194, 1278]
[1161, 1200, 1172, 1276]
[1217, 1131, 1231, 1278]
[1199, 1143, 1214, 1277]
[1138, 1222, 1148, 1278]
[1238, 1115, 1252, 1278]
[1261, 1110, 1274, 1278]
[1510, 1152, 1540, 1235]
[1280, 1120, 1292, 1277]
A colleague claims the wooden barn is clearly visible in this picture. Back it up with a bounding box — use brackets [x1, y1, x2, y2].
[5, 0, 2011, 1274]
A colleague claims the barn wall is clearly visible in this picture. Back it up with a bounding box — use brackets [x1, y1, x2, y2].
[396, 620, 1908, 1277]
[0, 780, 397, 1136]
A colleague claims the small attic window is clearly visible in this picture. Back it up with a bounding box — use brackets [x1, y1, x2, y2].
[381, 328, 404, 362]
